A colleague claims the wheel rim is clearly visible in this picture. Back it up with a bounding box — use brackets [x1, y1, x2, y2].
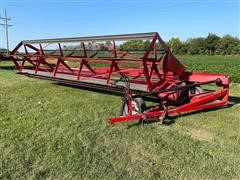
[123, 100, 140, 115]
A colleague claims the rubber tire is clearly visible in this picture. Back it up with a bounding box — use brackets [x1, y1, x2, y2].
[119, 97, 146, 116]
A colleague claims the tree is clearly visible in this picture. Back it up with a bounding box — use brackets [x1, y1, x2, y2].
[217, 35, 240, 55]
[167, 38, 183, 54]
[105, 40, 112, 47]
[143, 40, 150, 48]
[63, 45, 68, 50]
[119, 40, 146, 51]
[186, 37, 206, 55]
[99, 40, 113, 50]
[205, 33, 220, 54]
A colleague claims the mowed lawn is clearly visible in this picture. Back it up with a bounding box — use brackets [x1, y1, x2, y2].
[0, 56, 240, 179]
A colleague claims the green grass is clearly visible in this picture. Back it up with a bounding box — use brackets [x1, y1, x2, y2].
[178, 55, 240, 82]
[1, 56, 240, 179]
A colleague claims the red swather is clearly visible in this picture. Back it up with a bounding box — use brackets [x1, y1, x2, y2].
[10, 32, 230, 125]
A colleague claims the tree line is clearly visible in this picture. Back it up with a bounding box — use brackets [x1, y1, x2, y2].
[119, 33, 240, 55]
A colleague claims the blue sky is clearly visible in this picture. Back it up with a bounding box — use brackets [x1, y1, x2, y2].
[0, 0, 239, 49]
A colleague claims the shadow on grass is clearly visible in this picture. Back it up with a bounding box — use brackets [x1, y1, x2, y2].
[128, 97, 240, 128]
[229, 96, 240, 105]
[56, 82, 123, 96]
[55, 82, 160, 102]
[0, 63, 34, 71]
[0, 65, 16, 70]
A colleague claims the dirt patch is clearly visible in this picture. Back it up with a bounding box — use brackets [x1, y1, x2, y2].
[187, 129, 213, 142]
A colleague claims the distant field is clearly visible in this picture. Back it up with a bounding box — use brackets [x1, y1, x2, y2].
[0, 56, 240, 179]
[177, 55, 240, 83]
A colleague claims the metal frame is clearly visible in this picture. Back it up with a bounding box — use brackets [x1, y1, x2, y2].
[10, 32, 230, 125]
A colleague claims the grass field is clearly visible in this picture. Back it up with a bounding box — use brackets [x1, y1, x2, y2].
[178, 55, 240, 83]
[1, 56, 240, 179]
